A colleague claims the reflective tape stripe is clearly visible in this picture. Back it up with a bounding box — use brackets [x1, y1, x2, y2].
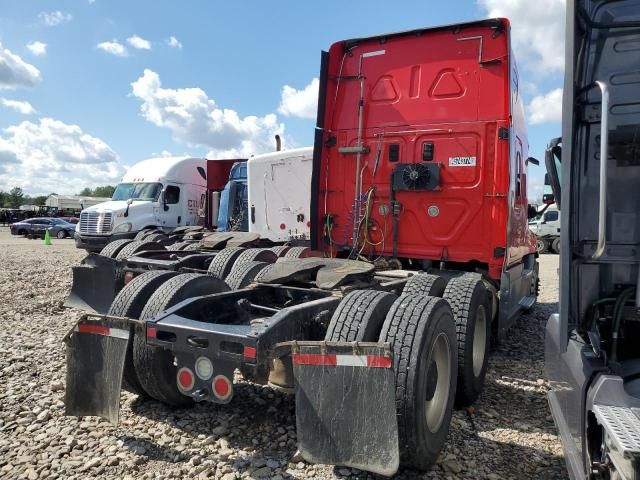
[293, 353, 391, 369]
[75, 323, 129, 339]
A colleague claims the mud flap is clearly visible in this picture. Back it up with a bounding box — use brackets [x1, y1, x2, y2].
[291, 342, 399, 476]
[64, 315, 131, 424]
[65, 254, 119, 314]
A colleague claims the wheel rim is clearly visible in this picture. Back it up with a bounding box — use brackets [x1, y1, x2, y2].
[425, 332, 452, 433]
[536, 239, 544, 252]
[472, 305, 487, 377]
[57, 231, 65, 239]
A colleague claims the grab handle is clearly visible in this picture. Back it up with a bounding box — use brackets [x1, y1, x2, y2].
[592, 80, 610, 259]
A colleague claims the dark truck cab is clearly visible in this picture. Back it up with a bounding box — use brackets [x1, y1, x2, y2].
[545, 1, 640, 479]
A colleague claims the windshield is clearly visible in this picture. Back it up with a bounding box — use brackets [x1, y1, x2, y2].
[111, 183, 162, 202]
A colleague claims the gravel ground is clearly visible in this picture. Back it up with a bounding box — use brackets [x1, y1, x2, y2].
[0, 227, 568, 479]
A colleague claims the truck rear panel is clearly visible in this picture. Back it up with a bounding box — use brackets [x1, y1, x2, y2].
[312, 19, 532, 279]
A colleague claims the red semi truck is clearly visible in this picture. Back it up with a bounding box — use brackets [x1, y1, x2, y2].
[64, 18, 539, 476]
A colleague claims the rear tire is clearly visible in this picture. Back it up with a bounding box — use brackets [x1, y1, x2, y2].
[182, 242, 201, 251]
[270, 245, 291, 257]
[536, 238, 549, 254]
[56, 230, 67, 239]
[135, 229, 156, 240]
[380, 295, 457, 470]
[115, 240, 165, 260]
[232, 248, 278, 271]
[167, 241, 191, 251]
[225, 261, 269, 290]
[134, 273, 230, 406]
[443, 276, 491, 407]
[108, 270, 179, 396]
[551, 238, 560, 254]
[283, 246, 311, 258]
[100, 239, 134, 259]
[144, 232, 168, 243]
[207, 247, 246, 279]
[403, 274, 447, 297]
[325, 290, 397, 341]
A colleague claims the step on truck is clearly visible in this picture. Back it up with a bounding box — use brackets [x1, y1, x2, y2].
[545, 1, 640, 479]
[64, 18, 539, 476]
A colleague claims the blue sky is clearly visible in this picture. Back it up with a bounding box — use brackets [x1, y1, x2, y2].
[0, 0, 565, 196]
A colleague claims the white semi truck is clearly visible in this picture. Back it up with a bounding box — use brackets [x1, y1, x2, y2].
[75, 148, 313, 251]
[74, 156, 225, 251]
[529, 204, 560, 253]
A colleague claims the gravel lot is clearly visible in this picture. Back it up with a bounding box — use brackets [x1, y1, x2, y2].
[0, 227, 567, 479]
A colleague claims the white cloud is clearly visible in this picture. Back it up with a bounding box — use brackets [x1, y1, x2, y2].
[0, 118, 123, 195]
[127, 35, 152, 50]
[278, 78, 319, 119]
[0, 98, 36, 115]
[527, 88, 563, 124]
[38, 11, 72, 27]
[26, 41, 47, 56]
[97, 40, 128, 57]
[478, 0, 566, 74]
[0, 43, 41, 90]
[131, 69, 284, 157]
[167, 36, 182, 49]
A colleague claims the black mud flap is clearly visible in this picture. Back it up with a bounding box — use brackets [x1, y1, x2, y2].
[291, 342, 399, 476]
[64, 314, 131, 424]
[65, 254, 119, 314]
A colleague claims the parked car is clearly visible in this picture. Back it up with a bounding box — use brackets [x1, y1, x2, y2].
[10, 218, 76, 239]
[57, 216, 79, 224]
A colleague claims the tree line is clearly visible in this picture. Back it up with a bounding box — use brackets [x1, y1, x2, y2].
[0, 186, 116, 208]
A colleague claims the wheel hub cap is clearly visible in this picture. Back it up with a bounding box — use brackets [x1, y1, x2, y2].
[425, 332, 451, 433]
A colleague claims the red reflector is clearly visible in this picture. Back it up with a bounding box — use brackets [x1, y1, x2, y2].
[243, 346, 257, 359]
[293, 353, 337, 366]
[306, 221, 311, 227]
[279, 223, 286, 230]
[124, 271, 135, 285]
[177, 367, 195, 391]
[146, 327, 157, 339]
[77, 324, 110, 336]
[212, 375, 232, 401]
[214, 377, 230, 396]
[367, 356, 393, 368]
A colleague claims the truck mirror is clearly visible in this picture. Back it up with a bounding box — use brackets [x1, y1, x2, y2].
[527, 157, 540, 166]
[544, 137, 562, 209]
[160, 189, 169, 211]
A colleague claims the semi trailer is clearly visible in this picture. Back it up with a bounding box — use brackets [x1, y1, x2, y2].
[545, 1, 640, 479]
[64, 18, 539, 476]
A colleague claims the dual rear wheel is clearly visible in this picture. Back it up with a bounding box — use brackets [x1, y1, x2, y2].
[325, 273, 492, 471]
[325, 289, 457, 470]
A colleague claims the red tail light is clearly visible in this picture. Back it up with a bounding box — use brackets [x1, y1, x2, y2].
[212, 375, 232, 401]
[177, 367, 195, 392]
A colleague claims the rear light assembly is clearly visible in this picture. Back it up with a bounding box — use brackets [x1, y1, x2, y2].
[212, 375, 232, 401]
[176, 367, 195, 392]
[195, 356, 213, 380]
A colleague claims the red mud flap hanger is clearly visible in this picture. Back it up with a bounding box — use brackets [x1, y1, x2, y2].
[63, 313, 136, 425]
[284, 340, 399, 477]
